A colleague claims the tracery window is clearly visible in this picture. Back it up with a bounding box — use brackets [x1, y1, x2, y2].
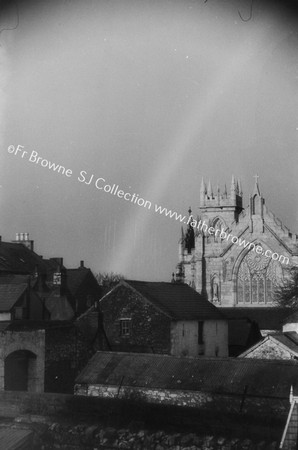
[237, 248, 282, 304]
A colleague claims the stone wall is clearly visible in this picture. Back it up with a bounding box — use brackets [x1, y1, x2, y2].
[99, 285, 172, 353]
[243, 338, 292, 360]
[44, 325, 93, 393]
[170, 320, 228, 357]
[74, 383, 290, 422]
[0, 329, 45, 392]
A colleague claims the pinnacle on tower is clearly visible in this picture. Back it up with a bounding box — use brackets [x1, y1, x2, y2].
[207, 180, 213, 199]
[200, 177, 206, 204]
[238, 178, 243, 196]
[231, 174, 236, 191]
[252, 174, 261, 196]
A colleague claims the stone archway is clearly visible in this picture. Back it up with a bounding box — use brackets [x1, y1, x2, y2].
[4, 350, 37, 391]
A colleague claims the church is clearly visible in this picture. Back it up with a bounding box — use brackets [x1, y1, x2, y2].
[176, 176, 298, 307]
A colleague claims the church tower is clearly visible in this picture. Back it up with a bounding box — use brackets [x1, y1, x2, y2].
[199, 175, 243, 227]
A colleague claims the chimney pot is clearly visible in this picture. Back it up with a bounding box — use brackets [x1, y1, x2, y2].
[80, 260, 84, 268]
[16, 233, 19, 241]
[25, 233, 29, 241]
[20, 233, 24, 241]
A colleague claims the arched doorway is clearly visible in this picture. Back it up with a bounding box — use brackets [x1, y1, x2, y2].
[4, 350, 37, 391]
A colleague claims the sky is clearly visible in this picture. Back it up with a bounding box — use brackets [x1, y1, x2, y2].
[0, 0, 298, 281]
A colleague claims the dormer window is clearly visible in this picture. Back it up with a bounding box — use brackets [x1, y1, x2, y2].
[53, 272, 61, 285]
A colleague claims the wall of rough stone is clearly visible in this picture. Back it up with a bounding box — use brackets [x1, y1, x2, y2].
[0, 329, 45, 392]
[243, 339, 292, 360]
[99, 285, 172, 354]
[0, 390, 289, 444]
[44, 325, 93, 393]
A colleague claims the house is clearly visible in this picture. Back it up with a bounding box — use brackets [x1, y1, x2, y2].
[0, 320, 93, 393]
[239, 333, 298, 360]
[98, 280, 228, 357]
[0, 274, 45, 321]
[0, 233, 103, 393]
[0, 233, 102, 321]
[238, 309, 298, 360]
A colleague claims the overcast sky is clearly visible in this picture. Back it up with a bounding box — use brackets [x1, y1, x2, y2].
[0, 0, 298, 280]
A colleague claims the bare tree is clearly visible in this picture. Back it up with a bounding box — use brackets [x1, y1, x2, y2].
[274, 267, 298, 309]
[96, 272, 124, 294]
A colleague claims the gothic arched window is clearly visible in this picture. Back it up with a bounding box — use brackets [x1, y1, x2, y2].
[236, 248, 282, 304]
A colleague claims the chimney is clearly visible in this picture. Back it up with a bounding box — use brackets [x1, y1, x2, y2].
[80, 260, 84, 268]
[13, 232, 34, 251]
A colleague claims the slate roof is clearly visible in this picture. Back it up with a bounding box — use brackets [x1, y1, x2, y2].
[220, 307, 290, 330]
[239, 332, 298, 358]
[0, 241, 54, 275]
[0, 283, 27, 311]
[66, 268, 91, 297]
[120, 280, 225, 320]
[283, 310, 298, 325]
[228, 318, 262, 347]
[75, 351, 298, 398]
[274, 332, 298, 353]
[0, 320, 73, 332]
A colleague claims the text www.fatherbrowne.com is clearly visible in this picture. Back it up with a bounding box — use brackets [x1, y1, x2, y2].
[154, 204, 289, 265]
[7, 145, 290, 265]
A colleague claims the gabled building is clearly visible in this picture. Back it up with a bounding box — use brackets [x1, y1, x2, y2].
[0, 233, 102, 394]
[98, 280, 228, 357]
[239, 333, 298, 360]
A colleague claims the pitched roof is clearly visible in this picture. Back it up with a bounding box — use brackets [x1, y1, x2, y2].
[0, 283, 27, 311]
[75, 351, 298, 398]
[239, 332, 298, 358]
[220, 307, 290, 330]
[0, 320, 73, 332]
[66, 268, 91, 296]
[0, 241, 53, 275]
[45, 293, 74, 321]
[274, 332, 298, 353]
[283, 310, 298, 325]
[119, 280, 225, 321]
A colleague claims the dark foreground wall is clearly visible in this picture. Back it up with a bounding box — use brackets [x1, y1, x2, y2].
[0, 390, 289, 442]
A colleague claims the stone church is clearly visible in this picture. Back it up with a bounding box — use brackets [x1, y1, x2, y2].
[176, 176, 298, 307]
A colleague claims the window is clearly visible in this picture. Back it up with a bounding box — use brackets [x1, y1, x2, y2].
[237, 248, 283, 304]
[198, 321, 204, 344]
[120, 319, 131, 336]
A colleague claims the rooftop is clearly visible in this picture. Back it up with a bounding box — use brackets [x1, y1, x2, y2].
[76, 351, 298, 398]
[116, 280, 225, 321]
[220, 307, 291, 330]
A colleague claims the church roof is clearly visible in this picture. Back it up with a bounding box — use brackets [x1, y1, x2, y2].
[220, 307, 290, 331]
[122, 280, 225, 321]
[75, 351, 298, 398]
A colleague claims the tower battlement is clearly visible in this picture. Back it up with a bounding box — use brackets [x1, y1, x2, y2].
[200, 175, 243, 211]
